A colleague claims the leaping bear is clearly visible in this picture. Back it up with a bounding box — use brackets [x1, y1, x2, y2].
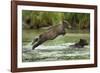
[32, 20, 71, 50]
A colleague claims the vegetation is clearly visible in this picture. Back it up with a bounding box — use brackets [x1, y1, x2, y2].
[22, 10, 90, 32]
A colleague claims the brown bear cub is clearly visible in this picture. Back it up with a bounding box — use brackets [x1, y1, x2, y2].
[69, 39, 88, 48]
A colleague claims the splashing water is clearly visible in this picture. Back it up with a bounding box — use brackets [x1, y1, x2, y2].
[22, 42, 90, 62]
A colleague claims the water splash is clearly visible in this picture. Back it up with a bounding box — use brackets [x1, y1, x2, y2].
[23, 42, 89, 51]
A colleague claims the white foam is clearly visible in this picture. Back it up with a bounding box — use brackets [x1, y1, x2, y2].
[22, 42, 89, 52]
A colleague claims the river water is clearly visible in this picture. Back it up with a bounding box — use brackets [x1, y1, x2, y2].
[22, 42, 90, 62]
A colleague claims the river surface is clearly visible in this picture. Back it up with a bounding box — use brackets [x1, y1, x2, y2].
[22, 42, 90, 62]
[22, 29, 90, 62]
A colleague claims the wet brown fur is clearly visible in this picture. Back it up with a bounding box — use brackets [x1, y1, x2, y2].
[32, 21, 71, 50]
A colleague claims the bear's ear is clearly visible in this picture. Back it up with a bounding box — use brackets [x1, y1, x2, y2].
[80, 39, 83, 41]
[63, 20, 68, 24]
[63, 20, 71, 29]
[79, 39, 85, 43]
